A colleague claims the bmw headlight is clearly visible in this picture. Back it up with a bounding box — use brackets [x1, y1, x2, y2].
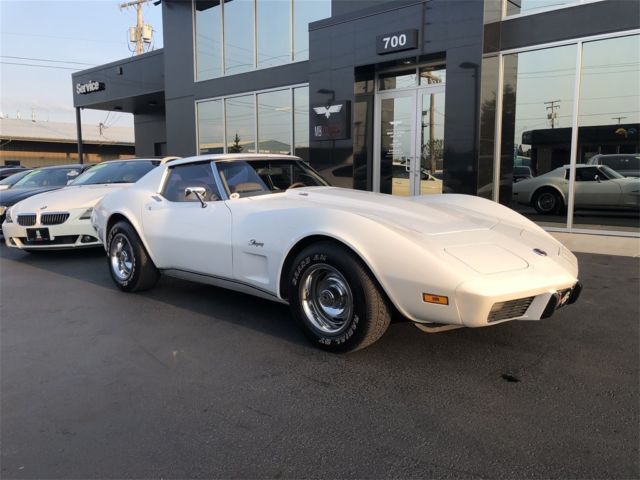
[4, 207, 13, 223]
[79, 208, 93, 220]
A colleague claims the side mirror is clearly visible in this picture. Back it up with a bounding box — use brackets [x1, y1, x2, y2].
[185, 186, 208, 208]
[594, 174, 601, 183]
[66, 170, 80, 185]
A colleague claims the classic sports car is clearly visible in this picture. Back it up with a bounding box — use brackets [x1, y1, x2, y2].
[2, 159, 160, 251]
[0, 164, 90, 226]
[513, 164, 640, 214]
[92, 154, 581, 352]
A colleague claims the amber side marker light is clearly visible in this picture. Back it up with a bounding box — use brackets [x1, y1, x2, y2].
[423, 293, 449, 305]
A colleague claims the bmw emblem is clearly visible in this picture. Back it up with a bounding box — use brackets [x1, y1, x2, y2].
[533, 248, 547, 256]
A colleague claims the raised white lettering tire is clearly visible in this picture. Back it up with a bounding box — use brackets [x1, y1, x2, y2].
[289, 241, 391, 352]
[107, 221, 159, 292]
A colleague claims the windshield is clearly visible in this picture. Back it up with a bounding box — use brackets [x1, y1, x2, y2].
[0, 170, 31, 186]
[216, 159, 329, 198]
[71, 160, 159, 186]
[13, 167, 81, 188]
[599, 165, 624, 179]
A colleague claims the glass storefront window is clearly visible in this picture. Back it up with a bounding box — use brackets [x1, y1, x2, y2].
[378, 70, 417, 91]
[257, 0, 291, 68]
[419, 66, 446, 86]
[293, 0, 331, 61]
[506, 0, 577, 16]
[224, 0, 254, 76]
[194, 0, 223, 80]
[478, 55, 499, 199]
[258, 89, 291, 154]
[197, 85, 306, 157]
[501, 44, 577, 228]
[225, 95, 256, 153]
[194, 0, 331, 80]
[197, 99, 224, 154]
[293, 86, 309, 161]
[572, 34, 640, 233]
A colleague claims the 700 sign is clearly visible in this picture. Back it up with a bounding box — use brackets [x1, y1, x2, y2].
[376, 29, 418, 55]
[382, 34, 407, 50]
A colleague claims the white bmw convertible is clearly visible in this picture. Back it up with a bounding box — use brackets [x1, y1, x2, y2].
[92, 154, 581, 352]
[3, 159, 160, 251]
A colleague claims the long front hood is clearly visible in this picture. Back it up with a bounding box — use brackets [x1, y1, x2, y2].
[11, 184, 128, 213]
[281, 187, 499, 235]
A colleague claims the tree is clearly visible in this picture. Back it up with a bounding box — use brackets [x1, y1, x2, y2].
[228, 132, 243, 153]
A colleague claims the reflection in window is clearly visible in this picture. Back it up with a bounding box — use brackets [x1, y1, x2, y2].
[294, 0, 331, 61]
[501, 44, 576, 227]
[194, 0, 331, 80]
[226, 95, 256, 153]
[419, 66, 446, 86]
[224, 0, 254, 75]
[477, 55, 499, 199]
[573, 34, 640, 233]
[293, 86, 309, 161]
[258, 89, 291, 154]
[194, 0, 222, 80]
[257, 0, 291, 68]
[506, 0, 578, 16]
[197, 100, 224, 154]
[378, 71, 416, 91]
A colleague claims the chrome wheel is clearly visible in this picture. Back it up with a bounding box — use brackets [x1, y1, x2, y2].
[110, 233, 134, 281]
[299, 264, 354, 335]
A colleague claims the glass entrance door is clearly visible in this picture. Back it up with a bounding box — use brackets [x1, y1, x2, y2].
[376, 91, 417, 196]
[374, 71, 445, 196]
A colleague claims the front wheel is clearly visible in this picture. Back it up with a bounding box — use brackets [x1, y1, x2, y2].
[288, 242, 391, 352]
[107, 221, 159, 292]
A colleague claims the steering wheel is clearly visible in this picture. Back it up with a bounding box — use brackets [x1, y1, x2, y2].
[287, 182, 307, 189]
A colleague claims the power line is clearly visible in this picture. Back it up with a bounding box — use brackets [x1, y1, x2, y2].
[1, 31, 122, 44]
[0, 55, 96, 66]
[0, 61, 81, 71]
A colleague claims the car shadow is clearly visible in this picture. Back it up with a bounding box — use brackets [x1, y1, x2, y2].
[0, 244, 578, 363]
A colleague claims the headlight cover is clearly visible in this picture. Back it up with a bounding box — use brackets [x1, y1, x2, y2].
[4, 207, 12, 223]
[79, 208, 93, 220]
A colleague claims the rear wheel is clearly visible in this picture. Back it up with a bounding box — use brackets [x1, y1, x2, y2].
[532, 188, 563, 215]
[288, 242, 391, 352]
[107, 221, 159, 292]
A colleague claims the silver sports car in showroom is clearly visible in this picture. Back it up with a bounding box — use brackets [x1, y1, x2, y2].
[513, 164, 640, 214]
[92, 154, 581, 352]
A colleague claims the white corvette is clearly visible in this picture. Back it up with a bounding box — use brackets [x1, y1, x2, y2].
[92, 154, 581, 352]
[3, 159, 160, 251]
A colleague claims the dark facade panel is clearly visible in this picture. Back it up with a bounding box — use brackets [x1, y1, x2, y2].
[309, 0, 485, 193]
[134, 112, 167, 157]
[72, 50, 164, 110]
[486, 0, 640, 53]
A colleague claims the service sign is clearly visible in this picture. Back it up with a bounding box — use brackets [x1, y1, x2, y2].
[376, 29, 418, 55]
[76, 80, 105, 95]
[310, 100, 350, 141]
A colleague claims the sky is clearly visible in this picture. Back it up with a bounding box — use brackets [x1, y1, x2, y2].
[0, 0, 163, 129]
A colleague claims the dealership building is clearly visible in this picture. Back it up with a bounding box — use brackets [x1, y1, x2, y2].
[72, 0, 640, 238]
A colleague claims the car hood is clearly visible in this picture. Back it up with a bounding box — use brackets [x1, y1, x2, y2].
[278, 187, 500, 235]
[10, 184, 130, 213]
[0, 186, 63, 207]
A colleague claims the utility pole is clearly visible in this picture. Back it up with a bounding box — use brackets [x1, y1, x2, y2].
[544, 100, 561, 128]
[120, 0, 152, 55]
[611, 116, 627, 125]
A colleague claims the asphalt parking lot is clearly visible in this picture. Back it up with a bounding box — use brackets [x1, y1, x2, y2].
[1, 244, 638, 479]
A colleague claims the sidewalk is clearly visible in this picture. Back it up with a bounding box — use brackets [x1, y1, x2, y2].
[552, 232, 640, 257]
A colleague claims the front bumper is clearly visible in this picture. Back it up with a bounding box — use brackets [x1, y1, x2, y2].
[2, 219, 101, 250]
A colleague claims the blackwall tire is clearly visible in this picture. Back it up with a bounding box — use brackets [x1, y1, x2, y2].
[532, 189, 563, 215]
[289, 241, 391, 352]
[107, 221, 159, 292]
